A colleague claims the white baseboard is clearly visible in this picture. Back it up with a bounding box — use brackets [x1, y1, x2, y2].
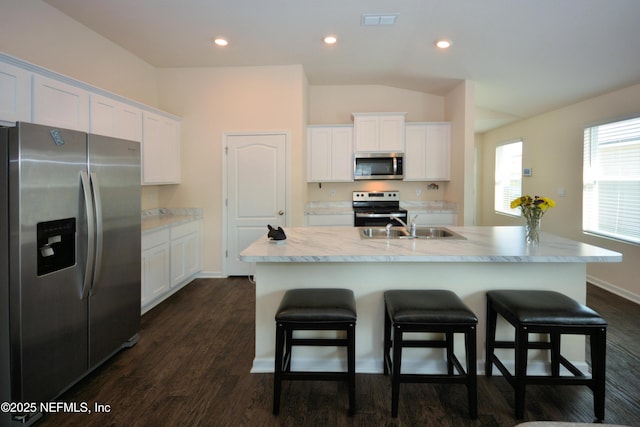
[587, 275, 640, 305]
[196, 271, 227, 279]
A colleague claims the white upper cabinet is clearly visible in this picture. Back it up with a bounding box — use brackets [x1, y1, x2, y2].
[353, 112, 406, 153]
[90, 94, 142, 142]
[404, 122, 451, 181]
[2, 53, 181, 185]
[307, 125, 353, 182]
[0, 60, 31, 125]
[142, 111, 181, 185]
[32, 74, 89, 132]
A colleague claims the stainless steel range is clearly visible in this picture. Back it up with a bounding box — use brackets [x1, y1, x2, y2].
[352, 191, 408, 227]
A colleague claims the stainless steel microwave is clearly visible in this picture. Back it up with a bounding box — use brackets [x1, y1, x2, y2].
[354, 153, 404, 180]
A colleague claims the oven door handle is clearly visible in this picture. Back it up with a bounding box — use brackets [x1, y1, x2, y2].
[355, 212, 406, 218]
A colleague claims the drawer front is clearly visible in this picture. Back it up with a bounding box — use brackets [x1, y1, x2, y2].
[171, 220, 200, 240]
[142, 228, 170, 250]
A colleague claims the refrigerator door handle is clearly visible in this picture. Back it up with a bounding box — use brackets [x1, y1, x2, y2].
[90, 172, 103, 294]
[80, 170, 95, 299]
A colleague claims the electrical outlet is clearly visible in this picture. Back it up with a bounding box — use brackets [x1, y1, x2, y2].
[416, 188, 422, 196]
[330, 190, 336, 197]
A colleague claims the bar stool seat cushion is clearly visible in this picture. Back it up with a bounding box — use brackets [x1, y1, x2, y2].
[487, 290, 607, 326]
[385, 290, 477, 324]
[275, 288, 357, 323]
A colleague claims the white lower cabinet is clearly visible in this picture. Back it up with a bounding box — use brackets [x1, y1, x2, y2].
[141, 220, 202, 313]
[141, 228, 171, 310]
[170, 221, 202, 288]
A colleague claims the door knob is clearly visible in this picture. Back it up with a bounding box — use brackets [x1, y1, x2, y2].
[278, 210, 285, 216]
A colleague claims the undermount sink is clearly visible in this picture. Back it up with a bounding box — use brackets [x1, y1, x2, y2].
[359, 226, 466, 240]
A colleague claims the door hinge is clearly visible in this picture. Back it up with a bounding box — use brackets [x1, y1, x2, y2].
[225, 146, 228, 155]
[225, 250, 228, 258]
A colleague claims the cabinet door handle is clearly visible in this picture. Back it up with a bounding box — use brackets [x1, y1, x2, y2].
[278, 210, 285, 216]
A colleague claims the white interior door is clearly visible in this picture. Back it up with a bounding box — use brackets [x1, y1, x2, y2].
[226, 133, 287, 275]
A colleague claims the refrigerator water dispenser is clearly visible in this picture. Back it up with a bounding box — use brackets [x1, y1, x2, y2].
[37, 218, 76, 276]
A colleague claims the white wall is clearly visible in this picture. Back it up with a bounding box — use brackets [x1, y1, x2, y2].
[0, 1, 158, 106]
[309, 85, 445, 124]
[155, 66, 308, 275]
[445, 80, 476, 225]
[478, 83, 640, 301]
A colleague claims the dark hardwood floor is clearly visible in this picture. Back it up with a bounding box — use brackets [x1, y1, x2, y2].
[38, 278, 640, 427]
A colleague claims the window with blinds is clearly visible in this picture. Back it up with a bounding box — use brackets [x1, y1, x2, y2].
[583, 116, 640, 244]
[495, 140, 523, 215]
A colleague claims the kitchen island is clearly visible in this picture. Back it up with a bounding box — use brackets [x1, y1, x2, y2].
[240, 226, 621, 375]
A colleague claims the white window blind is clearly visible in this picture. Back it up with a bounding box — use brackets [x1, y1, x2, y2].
[495, 140, 523, 215]
[583, 116, 640, 244]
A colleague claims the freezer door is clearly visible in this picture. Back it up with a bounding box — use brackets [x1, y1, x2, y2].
[9, 122, 89, 403]
[87, 134, 141, 367]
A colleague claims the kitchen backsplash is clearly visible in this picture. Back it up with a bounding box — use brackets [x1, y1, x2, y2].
[307, 181, 446, 202]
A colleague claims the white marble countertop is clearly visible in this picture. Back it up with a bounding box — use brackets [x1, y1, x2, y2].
[141, 208, 203, 232]
[239, 226, 622, 263]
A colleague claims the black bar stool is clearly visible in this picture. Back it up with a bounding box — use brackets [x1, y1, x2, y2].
[485, 290, 607, 421]
[384, 290, 478, 418]
[273, 288, 357, 416]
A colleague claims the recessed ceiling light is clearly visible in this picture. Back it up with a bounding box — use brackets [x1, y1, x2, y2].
[324, 35, 338, 45]
[213, 38, 228, 47]
[435, 39, 452, 49]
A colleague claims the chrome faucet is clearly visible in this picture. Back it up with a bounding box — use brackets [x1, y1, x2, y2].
[392, 215, 418, 237]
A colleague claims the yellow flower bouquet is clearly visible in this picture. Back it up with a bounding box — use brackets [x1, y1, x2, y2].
[510, 195, 556, 244]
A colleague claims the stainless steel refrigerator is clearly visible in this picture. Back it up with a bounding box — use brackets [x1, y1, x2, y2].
[1, 122, 141, 426]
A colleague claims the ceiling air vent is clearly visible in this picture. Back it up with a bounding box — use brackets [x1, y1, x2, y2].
[361, 13, 399, 26]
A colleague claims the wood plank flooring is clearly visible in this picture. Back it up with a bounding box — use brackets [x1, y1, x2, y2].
[38, 278, 640, 426]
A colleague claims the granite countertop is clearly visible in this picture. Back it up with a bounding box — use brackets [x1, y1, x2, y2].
[141, 208, 203, 232]
[239, 226, 622, 263]
[304, 200, 457, 215]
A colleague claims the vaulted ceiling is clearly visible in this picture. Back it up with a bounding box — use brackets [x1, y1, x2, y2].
[44, 0, 640, 132]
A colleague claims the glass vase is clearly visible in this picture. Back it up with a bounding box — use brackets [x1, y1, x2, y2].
[525, 216, 540, 245]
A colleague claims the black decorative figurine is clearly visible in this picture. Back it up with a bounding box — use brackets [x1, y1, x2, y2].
[267, 225, 286, 241]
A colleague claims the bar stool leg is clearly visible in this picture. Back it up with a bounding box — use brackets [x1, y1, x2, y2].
[383, 305, 391, 375]
[514, 325, 529, 419]
[391, 326, 403, 418]
[446, 331, 454, 375]
[273, 323, 285, 415]
[466, 325, 478, 419]
[347, 323, 356, 416]
[550, 332, 561, 377]
[592, 327, 607, 421]
[485, 299, 497, 376]
[284, 329, 293, 372]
